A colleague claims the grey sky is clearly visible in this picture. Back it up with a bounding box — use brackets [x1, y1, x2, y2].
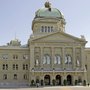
[0, 0, 90, 47]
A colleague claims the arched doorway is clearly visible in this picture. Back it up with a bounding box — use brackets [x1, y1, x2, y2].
[67, 75, 72, 85]
[44, 75, 50, 85]
[36, 76, 40, 83]
[56, 75, 61, 85]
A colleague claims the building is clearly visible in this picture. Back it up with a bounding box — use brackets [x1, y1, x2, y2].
[0, 1, 90, 87]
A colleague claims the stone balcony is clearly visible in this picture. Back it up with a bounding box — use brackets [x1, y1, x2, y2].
[31, 67, 86, 73]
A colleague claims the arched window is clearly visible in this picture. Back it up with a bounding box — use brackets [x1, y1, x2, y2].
[43, 54, 51, 64]
[65, 55, 72, 64]
[41, 26, 44, 32]
[54, 55, 61, 64]
[48, 26, 50, 32]
[45, 26, 47, 32]
[78, 76, 82, 83]
[51, 26, 53, 32]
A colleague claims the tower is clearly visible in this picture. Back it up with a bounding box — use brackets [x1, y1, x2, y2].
[31, 2, 66, 37]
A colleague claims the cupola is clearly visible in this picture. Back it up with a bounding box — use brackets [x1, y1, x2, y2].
[7, 39, 21, 46]
[32, 2, 66, 37]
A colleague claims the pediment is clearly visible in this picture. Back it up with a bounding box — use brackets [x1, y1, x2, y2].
[31, 32, 86, 43]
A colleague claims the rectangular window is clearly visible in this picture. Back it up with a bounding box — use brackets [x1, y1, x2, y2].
[2, 64, 8, 70]
[13, 64, 18, 70]
[16, 64, 18, 70]
[2, 54, 8, 60]
[26, 64, 28, 70]
[23, 74, 27, 80]
[23, 54, 28, 60]
[6, 64, 8, 70]
[13, 55, 18, 59]
[23, 64, 28, 70]
[3, 64, 5, 70]
[23, 64, 25, 70]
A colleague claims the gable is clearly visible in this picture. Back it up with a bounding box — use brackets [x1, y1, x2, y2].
[31, 32, 86, 43]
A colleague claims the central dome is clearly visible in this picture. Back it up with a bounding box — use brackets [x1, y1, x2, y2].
[35, 2, 63, 18]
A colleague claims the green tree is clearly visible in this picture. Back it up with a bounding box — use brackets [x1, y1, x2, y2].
[63, 79, 67, 86]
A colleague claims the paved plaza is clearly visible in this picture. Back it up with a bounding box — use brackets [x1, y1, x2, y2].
[0, 86, 90, 90]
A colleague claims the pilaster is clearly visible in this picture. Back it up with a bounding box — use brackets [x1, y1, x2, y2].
[73, 47, 76, 69]
[51, 47, 54, 68]
[62, 47, 65, 69]
[30, 45, 34, 70]
[40, 47, 43, 68]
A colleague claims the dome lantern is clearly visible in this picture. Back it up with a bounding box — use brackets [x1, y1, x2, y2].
[44, 2, 51, 8]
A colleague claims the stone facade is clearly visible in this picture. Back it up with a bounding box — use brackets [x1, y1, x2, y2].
[0, 2, 89, 87]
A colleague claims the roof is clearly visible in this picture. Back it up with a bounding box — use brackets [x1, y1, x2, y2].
[35, 2, 64, 19]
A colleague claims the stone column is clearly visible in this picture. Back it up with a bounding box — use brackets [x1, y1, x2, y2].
[51, 47, 54, 68]
[84, 71, 87, 84]
[73, 73, 77, 85]
[51, 47, 55, 85]
[51, 74, 54, 85]
[62, 72, 66, 85]
[40, 47, 43, 68]
[62, 47, 65, 69]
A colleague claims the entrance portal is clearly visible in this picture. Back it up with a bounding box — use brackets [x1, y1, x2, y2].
[67, 75, 72, 85]
[44, 75, 50, 85]
[56, 75, 61, 85]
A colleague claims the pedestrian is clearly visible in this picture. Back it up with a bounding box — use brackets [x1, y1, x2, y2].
[88, 83, 89, 86]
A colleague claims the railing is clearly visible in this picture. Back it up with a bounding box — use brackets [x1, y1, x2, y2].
[31, 68, 86, 72]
